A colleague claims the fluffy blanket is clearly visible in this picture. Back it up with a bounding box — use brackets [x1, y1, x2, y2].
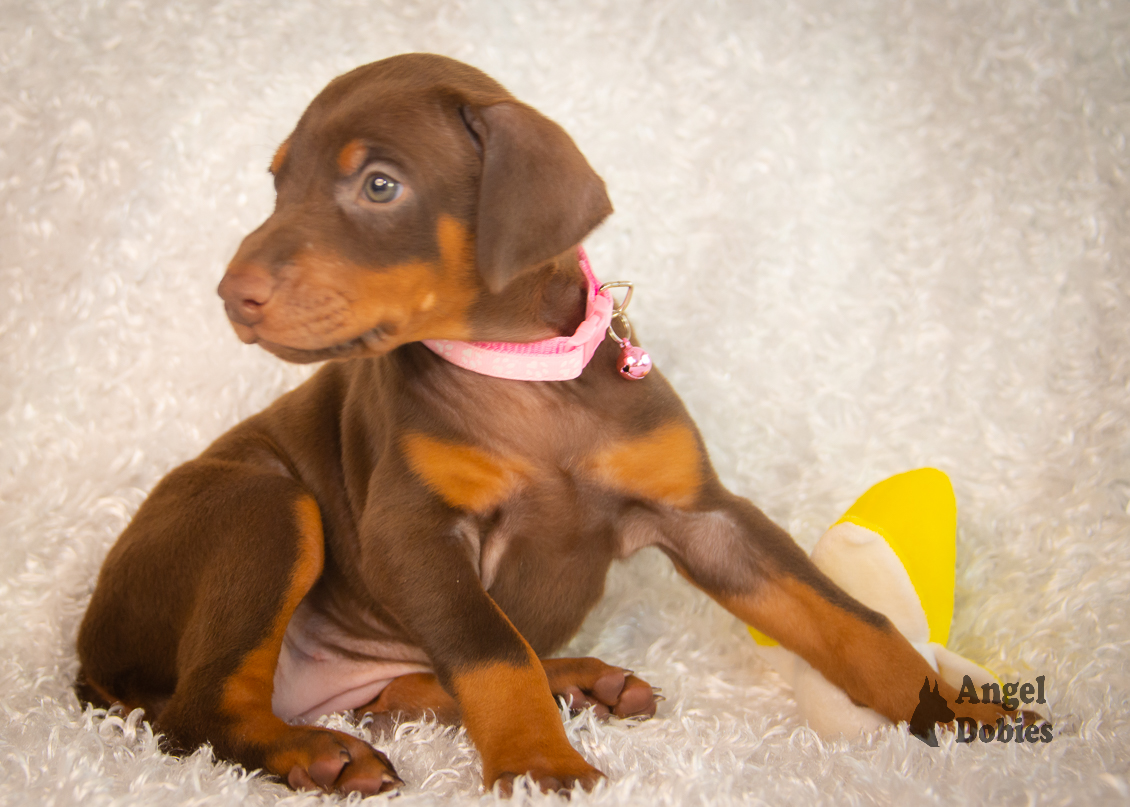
[3, 1, 1128, 804]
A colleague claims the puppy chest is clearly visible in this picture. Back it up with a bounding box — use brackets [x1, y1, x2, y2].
[399, 419, 703, 517]
[439, 476, 621, 653]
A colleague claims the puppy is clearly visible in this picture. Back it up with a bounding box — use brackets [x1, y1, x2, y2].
[77, 53, 1010, 795]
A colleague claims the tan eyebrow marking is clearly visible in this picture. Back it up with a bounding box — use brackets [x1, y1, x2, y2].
[337, 139, 369, 176]
[269, 139, 290, 175]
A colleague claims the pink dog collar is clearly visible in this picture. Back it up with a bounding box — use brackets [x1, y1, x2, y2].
[423, 248, 614, 381]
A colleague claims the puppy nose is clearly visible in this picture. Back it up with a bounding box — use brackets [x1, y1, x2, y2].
[218, 263, 274, 327]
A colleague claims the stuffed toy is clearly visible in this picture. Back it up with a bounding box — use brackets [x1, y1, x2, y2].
[748, 468, 1000, 737]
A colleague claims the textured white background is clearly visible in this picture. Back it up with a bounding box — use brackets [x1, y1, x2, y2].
[2, 1, 1128, 804]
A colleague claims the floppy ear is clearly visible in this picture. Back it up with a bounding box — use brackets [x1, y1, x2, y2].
[463, 102, 612, 293]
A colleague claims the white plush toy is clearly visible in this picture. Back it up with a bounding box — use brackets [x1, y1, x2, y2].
[749, 468, 1000, 737]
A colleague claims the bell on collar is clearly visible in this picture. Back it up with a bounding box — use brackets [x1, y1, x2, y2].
[617, 343, 652, 380]
[599, 280, 652, 381]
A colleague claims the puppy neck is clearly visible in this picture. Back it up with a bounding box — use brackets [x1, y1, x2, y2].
[466, 249, 588, 343]
[421, 248, 616, 381]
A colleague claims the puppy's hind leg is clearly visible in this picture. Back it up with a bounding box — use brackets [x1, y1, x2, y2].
[358, 657, 657, 727]
[78, 461, 401, 795]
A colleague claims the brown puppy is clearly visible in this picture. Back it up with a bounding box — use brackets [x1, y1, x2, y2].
[76, 54, 1010, 796]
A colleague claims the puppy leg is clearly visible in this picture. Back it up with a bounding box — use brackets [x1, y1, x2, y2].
[367, 583, 604, 793]
[359, 658, 656, 725]
[78, 463, 400, 795]
[652, 487, 1010, 728]
[353, 449, 610, 794]
[359, 673, 461, 726]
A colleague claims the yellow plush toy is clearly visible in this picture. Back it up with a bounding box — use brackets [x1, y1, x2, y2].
[749, 468, 999, 737]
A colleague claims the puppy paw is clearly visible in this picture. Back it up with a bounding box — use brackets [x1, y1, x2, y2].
[491, 755, 604, 795]
[545, 657, 658, 719]
[274, 728, 402, 795]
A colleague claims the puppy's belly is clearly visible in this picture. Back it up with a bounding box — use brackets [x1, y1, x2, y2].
[272, 598, 431, 723]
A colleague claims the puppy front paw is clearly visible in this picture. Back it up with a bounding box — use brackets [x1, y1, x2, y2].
[273, 727, 402, 795]
[490, 754, 604, 796]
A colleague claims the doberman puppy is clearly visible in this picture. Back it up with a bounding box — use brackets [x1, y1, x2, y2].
[76, 53, 1010, 796]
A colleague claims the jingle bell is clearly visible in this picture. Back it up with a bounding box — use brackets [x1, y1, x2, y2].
[617, 344, 652, 380]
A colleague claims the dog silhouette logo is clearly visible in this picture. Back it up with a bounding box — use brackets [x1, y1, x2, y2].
[909, 677, 955, 746]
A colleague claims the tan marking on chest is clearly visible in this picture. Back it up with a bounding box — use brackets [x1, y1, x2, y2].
[402, 433, 529, 512]
[588, 422, 703, 507]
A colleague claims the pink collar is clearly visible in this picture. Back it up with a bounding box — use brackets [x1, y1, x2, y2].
[422, 248, 613, 381]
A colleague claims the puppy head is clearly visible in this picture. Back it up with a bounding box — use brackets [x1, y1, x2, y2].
[219, 53, 612, 363]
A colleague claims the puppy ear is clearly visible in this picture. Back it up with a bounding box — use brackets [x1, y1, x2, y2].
[464, 102, 612, 293]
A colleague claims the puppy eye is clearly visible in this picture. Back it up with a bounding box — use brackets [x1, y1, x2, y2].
[363, 173, 401, 204]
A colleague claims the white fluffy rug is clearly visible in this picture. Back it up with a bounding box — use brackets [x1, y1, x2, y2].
[3, 1, 1129, 804]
